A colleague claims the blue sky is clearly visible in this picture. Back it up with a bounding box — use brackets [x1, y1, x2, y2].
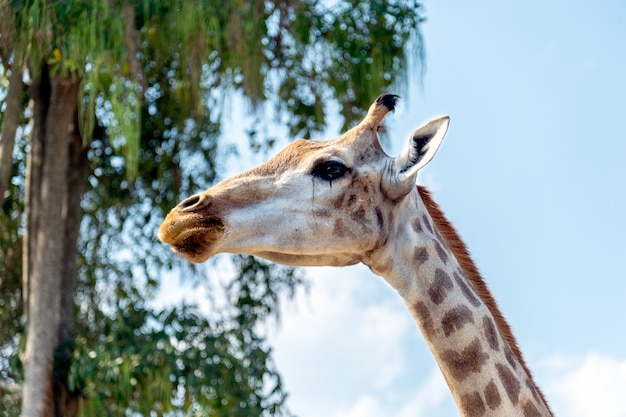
[268, 1, 626, 416]
[161, 1, 626, 416]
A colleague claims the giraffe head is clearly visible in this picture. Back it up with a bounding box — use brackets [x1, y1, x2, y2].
[158, 94, 449, 266]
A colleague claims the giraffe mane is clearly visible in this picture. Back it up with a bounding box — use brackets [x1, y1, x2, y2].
[417, 185, 552, 412]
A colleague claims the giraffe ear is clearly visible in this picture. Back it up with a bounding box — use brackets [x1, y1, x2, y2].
[382, 116, 450, 200]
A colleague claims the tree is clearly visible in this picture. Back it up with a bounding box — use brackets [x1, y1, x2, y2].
[0, 0, 425, 415]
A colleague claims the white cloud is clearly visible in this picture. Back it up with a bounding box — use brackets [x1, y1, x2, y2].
[270, 266, 408, 415]
[545, 353, 626, 417]
[270, 265, 455, 417]
[327, 368, 450, 417]
[331, 395, 387, 417]
[396, 368, 450, 417]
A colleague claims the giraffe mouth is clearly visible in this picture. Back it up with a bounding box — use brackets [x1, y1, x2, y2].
[158, 215, 226, 263]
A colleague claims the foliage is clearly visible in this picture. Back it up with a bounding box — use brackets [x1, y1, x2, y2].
[0, 114, 26, 396]
[0, 0, 425, 415]
[70, 257, 303, 416]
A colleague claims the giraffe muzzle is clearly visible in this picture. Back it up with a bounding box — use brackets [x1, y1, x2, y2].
[158, 205, 226, 263]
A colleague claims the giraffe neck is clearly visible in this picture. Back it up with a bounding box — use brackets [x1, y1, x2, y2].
[368, 187, 552, 417]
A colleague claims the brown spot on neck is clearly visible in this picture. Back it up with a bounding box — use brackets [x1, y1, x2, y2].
[441, 305, 475, 337]
[441, 338, 489, 382]
[484, 379, 502, 410]
[453, 271, 481, 307]
[482, 316, 500, 351]
[526, 378, 543, 404]
[418, 186, 552, 414]
[414, 246, 429, 264]
[428, 268, 453, 305]
[413, 301, 436, 339]
[434, 239, 449, 263]
[523, 399, 543, 417]
[496, 362, 521, 405]
[460, 391, 486, 417]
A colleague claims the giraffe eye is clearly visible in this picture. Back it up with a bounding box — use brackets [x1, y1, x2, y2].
[311, 160, 349, 181]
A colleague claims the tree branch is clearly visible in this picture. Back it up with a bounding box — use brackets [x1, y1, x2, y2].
[0, 0, 15, 66]
[121, 1, 146, 92]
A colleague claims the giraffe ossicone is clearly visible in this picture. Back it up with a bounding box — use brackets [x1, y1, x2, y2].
[159, 94, 553, 417]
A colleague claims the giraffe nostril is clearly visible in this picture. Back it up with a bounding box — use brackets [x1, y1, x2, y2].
[178, 194, 201, 210]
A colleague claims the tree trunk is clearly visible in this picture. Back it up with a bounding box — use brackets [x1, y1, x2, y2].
[0, 59, 24, 202]
[21, 68, 80, 417]
[53, 106, 88, 417]
[23, 64, 50, 330]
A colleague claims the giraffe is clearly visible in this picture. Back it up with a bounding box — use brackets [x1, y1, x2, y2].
[158, 94, 553, 417]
